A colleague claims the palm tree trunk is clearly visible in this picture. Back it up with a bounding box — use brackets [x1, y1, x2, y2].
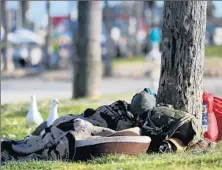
[20, 0, 29, 28]
[73, 1, 102, 98]
[103, 0, 113, 77]
[1, 0, 8, 71]
[45, 0, 51, 69]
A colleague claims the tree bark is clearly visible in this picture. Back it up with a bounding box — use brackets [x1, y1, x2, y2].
[157, 2, 207, 120]
[73, 1, 102, 98]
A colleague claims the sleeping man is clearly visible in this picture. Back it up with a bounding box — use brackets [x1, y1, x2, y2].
[1, 89, 214, 163]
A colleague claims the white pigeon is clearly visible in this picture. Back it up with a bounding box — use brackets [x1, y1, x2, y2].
[26, 95, 44, 127]
[47, 99, 59, 127]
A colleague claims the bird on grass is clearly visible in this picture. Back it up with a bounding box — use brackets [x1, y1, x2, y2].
[26, 95, 44, 134]
[47, 99, 59, 127]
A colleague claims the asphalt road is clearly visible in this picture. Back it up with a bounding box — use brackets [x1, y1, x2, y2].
[1, 77, 222, 104]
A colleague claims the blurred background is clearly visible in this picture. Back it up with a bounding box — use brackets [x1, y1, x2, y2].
[1, 1, 222, 104]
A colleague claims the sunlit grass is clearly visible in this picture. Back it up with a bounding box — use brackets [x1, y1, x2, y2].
[2, 95, 222, 170]
[1, 94, 133, 139]
[2, 145, 222, 170]
[113, 46, 222, 66]
[205, 45, 222, 58]
[1, 101, 98, 139]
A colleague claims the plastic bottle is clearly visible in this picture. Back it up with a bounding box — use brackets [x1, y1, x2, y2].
[202, 104, 208, 133]
[202, 92, 218, 141]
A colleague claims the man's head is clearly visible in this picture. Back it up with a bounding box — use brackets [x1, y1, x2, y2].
[130, 89, 156, 125]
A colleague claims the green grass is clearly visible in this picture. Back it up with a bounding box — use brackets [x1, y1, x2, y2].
[113, 55, 145, 65]
[205, 46, 222, 58]
[2, 147, 222, 170]
[1, 101, 99, 139]
[2, 97, 222, 170]
[1, 94, 133, 140]
[112, 46, 222, 66]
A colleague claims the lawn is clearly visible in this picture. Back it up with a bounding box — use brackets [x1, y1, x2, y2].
[1, 96, 222, 170]
[112, 46, 222, 77]
[113, 46, 222, 64]
[205, 46, 222, 58]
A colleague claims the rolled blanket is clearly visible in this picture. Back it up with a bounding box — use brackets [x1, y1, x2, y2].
[1, 127, 76, 163]
[1, 118, 118, 163]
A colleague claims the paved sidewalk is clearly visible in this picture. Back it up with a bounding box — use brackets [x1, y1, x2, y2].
[2, 77, 222, 104]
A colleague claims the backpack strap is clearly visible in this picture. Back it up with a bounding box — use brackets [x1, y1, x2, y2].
[165, 115, 194, 139]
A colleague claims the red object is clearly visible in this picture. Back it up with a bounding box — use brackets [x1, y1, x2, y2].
[203, 92, 214, 113]
[213, 96, 222, 140]
[51, 16, 69, 27]
[202, 92, 218, 141]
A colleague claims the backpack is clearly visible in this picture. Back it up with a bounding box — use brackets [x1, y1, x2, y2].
[142, 105, 202, 152]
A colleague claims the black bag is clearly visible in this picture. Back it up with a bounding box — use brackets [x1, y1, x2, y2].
[142, 106, 201, 152]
